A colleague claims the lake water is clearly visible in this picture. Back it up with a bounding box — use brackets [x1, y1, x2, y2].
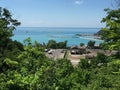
[12, 27, 103, 46]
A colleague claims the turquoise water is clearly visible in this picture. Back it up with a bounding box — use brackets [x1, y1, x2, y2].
[12, 27, 103, 46]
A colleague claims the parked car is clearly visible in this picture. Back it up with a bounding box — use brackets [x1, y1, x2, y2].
[48, 49, 53, 54]
[44, 49, 50, 52]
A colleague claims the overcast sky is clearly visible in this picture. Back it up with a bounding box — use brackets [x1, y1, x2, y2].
[0, 0, 113, 27]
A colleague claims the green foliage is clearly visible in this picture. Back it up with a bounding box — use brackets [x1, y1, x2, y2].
[47, 40, 57, 49]
[1, 42, 120, 90]
[80, 43, 85, 47]
[63, 50, 68, 58]
[78, 59, 91, 69]
[101, 8, 120, 52]
[87, 40, 95, 49]
[3, 58, 18, 67]
[109, 59, 120, 74]
[55, 59, 74, 78]
[23, 37, 32, 45]
[0, 7, 20, 40]
[95, 53, 108, 64]
[47, 40, 67, 49]
[0, 7, 23, 73]
[57, 40, 67, 49]
[0, 7, 23, 54]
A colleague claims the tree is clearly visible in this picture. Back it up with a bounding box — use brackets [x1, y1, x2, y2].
[87, 40, 95, 49]
[57, 41, 67, 49]
[0, 7, 20, 39]
[47, 40, 57, 49]
[80, 43, 84, 47]
[0, 7, 21, 53]
[0, 7, 23, 72]
[101, 8, 120, 55]
[47, 40, 67, 49]
[78, 59, 91, 69]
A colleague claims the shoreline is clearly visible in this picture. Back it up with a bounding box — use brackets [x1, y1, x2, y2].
[12, 27, 102, 46]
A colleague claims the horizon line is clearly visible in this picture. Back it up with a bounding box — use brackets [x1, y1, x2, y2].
[18, 26, 102, 29]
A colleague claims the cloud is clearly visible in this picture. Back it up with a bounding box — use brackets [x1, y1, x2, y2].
[74, 0, 83, 5]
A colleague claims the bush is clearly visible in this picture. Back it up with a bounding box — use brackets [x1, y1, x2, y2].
[78, 59, 91, 69]
[80, 43, 84, 47]
[47, 40, 67, 49]
[87, 40, 95, 49]
[47, 40, 57, 49]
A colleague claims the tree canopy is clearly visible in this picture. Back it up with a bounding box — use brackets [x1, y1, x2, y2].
[101, 8, 120, 51]
[0, 7, 20, 39]
[0, 7, 22, 54]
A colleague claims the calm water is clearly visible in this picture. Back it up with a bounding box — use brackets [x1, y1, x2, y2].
[12, 27, 102, 46]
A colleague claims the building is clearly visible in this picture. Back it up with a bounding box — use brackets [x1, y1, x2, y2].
[70, 46, 86, 54]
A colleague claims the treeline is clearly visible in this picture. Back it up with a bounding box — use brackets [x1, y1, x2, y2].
[46, 40, 97, 49]
[0, 7, 120, 90]
[46, 40, 67, 49]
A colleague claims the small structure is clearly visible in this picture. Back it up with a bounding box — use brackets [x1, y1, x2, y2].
[70, 46, 86, 54]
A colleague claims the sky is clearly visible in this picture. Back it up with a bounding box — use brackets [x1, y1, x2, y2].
[0, 0, 113, 27]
